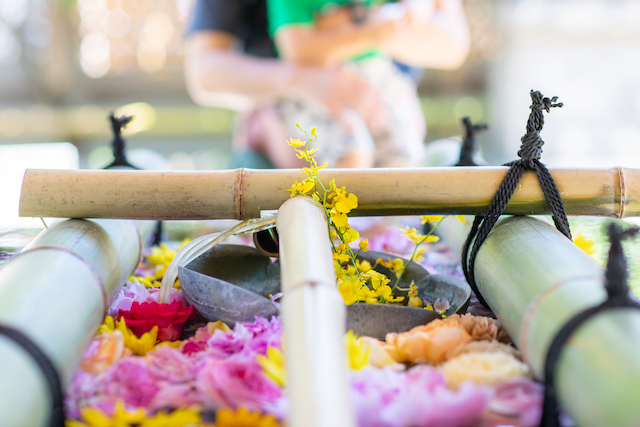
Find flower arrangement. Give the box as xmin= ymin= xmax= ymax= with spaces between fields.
xmin=286 ymin=126 xmax=463 ymax=311
xmin=62 ymin=128 xmax=543 ymax=426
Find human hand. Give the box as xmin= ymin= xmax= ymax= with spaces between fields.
xmin=294 ymin=66 xmax=388 ymax=133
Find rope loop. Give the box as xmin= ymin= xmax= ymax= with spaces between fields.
xmin=462 ymin=90 xmax=570 ymax=308
xmin=540 ymin=222 xmax=640 ymax=427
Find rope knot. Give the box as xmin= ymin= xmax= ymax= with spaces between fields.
xmin=515 ymin=91 xmax=562 ymax=163
xmin=605 ymin=222 xmax=639 ymax=302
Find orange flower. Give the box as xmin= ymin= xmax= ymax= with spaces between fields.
xmin=385 ymin=323 xmax=471 ymax=365
xmin=80 ymin=332 xmax=132 ymax=374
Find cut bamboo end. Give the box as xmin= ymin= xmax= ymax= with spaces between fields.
xmin=474 ymin=216 xmax=640 ymax=427
xmin=18 ymin=167 xmax=640 ymax=219
xmin=276 ymin=196 xmax=355 ymax=427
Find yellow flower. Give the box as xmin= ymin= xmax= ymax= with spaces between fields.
xmin=310 ymin=126 xmax=317 ymax=136
xmin=69 ymin=400 xmax=146 ymax=427
xmin=287 ymin=137 xmax=305 ymax=148
xmin=287 ymin=180 xmax=315 ymax=197
xmin=116 ymin=319 xmax=157 ymax=356
xmin=356 ymin=259 xmax=372 ymax=272
xmin=377 ymin=257 xmax=404 ymax=277
xmin=342 ymin=227 xmax=359 ymax=244
xmin=331 ymin=212 xmax=349 ymax=228
xmin=438 ymin=352 xmax=530 ymax=389
xmin=421 ymin=215 xmax=443 ymax=224
xmin=407 ymin=282 xmax=423 ymax=307
xmin=257 ymin=347 xmax=286 ymax=386
xmin=97 ymin=315 xmax=116 ymax=335
xmin=139 ymin=408 xmax=202 ymax=427
xmin=215 ymin=407 xmax=281 ymax=427
xmin=345 ymin=331 xmax=370 ymax=371
xmin=401 ymin=227 xmax=423 ymax=244
xmin=358 ymin=239 xmax=369 ymax=251
xmin=574 ymin=234 xmax=596 ymax=257
xmin=455 ymin=215 xmax=468 ymax=223
xmin=335 ymin=193 xmax=358 ymax=214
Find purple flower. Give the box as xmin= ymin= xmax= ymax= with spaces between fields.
xmin=64 ymin=370 xmax=97 ymax=418
xmin=196 ymin=358 xmax=287 ymax=418
xmin=206 ymin=317 xmax=282 ymax=359
xmin=350 ymin=365 xmax=491 ymax=427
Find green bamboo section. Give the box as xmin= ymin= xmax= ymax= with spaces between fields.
xmin=19 ymin=167 xmax=640 ymax=219
xmin=0 ymin=219 xmax=144 ymax=427
xmin=474 ymin=216 xmax=640 ymax=427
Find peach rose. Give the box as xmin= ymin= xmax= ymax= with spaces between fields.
xmin=386 ymin=323 xmax=471 ymax=365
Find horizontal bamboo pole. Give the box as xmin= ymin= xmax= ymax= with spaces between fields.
xmin=474 ymin=216 xmax=640 ymax=427
xmin=0 ymin=219 xmax=143 ymax=427
xmin=276 ymin=196 xmax=356 ymax=427
xmin=19 ymin=167 xmax=640 ymax=219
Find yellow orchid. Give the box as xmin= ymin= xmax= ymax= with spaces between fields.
xmin=286 ymin=137 xmax=305 ymax=148
xmin=407 ymin=282 xmax=423 ymax=307
xmin=215 ymin=407 xmax=281 ymax=427
xmin=421 ymin=215 xmax=444 ymax=224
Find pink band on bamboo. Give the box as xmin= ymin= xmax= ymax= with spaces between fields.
xmin=7 ymin=247 xmax=109 ymax=319
xmin=518 ymin=275 xmax=602 ymax=368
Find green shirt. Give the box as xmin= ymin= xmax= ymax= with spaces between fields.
xmin=267 ymin=0 xmax=386 ymax=60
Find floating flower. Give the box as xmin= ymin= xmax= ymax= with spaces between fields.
xmin=118 ymin=321 xmax=158 ymax=356
xmin=180 ymin=321 xmax=232 ymax=356
xmin=443 ymin=340 xmax=521 ymax=363
xmin=350 ymin=365 xmax=491 ymax=427
xmin=207 ymin=317 xmax=282 ymax=359
xmin=257 ymin=347 xmax=285 ymax=386
xmin=138 ymin=407 xmax=202 ymax=427
xmin=109 ymin=280 xmax=189 ymax=317
xmin=345 ymin=331 xmax=371 ymax=371
xmin=438 ymin=352 xmax=530 ymax=389
xmin=368 ymin=229 xmax=414 ymax=255
xmin=485 ymin=377 xmax=543 ymax=427
xmin=386 ymin=322 xmax=471 ymax=365
xmin=80 ymin=331 xmax=132 ymax=374
xmin=360 ymin=337 xmax=403 ymax=370
xmin=118 ymin=300 xmax=195 ymax=342
xmin=215 ymin=406 xmax=282 ymax=427
xmin=93 ymin=358 xmax=160 ymax=409
xmin=197 ymin=358 xmax=286 ymax=418
xmin=66 ymin=400 xmax=146 ymax=427
xmin=442 ymin=314 xmax=509 ymax=342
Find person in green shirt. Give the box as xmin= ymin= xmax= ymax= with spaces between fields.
xmin=267 ymin=0 xmax=470 ymax=168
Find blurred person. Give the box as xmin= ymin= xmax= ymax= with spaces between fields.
xmin=184 ymin=0 xmax=469 ymax=169
xmin=268 ymin=0 xmax=471 ymax=167
xmin=183 ymin=0 xmax=389 ymax=168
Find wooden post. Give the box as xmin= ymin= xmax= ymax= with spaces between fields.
xmin=19 ymin=167 xmax=640 ymax=219
xmin=0 ymin=219 xmax=144 ymax=427
xmin=276 ymin=196 xmax=356 ymax=427
xmin=473 ymin=216 xmax=640 ymax=427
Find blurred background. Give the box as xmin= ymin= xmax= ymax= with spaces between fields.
xmin=1 ymin=0 xmax=640 ymax=230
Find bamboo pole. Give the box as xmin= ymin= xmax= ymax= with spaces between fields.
xmin=276 ymin=196 xmax=356 ymax=427
xmin=0 ymin=218 xmax=143 ymax=427
xmin=19 ymin=167 xmax=640 ymax=219
xmin=473 ymin=216 xmax=640 ymax=427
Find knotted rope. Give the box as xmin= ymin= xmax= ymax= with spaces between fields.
xmin=462 ymin=90 xmax=571 ymax=308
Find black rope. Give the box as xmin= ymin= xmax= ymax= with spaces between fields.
xmin=104 ymin=113 xmax=138 ymax=170
xmin=456 ymin=116 xmax=487 ymax=166
xmin=0 ymin=324 xmax=65 ymax=426
xmin=462 ymin=90 xmax=571 ymax=308
xmin=540 ymin=223 xmax=640 ymax=427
